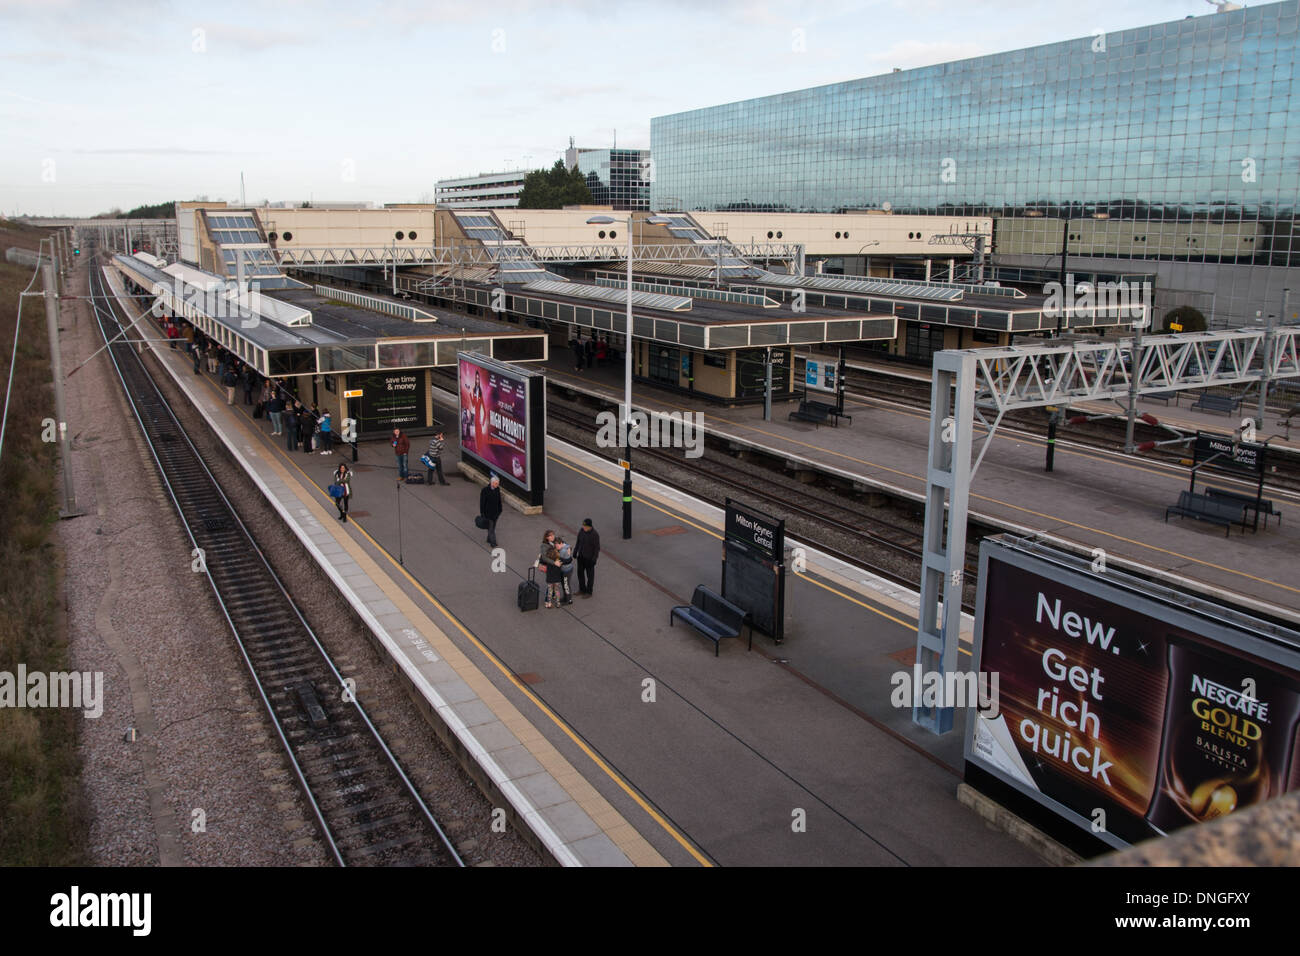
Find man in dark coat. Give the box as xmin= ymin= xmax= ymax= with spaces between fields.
xmin=283 ymin=401 xmax=298 ymax=449
xmin=574 ymin=518 xmax=601 ymax=597
xmin=479 ymin=474 xmax=503 ymax=547
xmin=298 ymin=405 xmax=315 ymax=453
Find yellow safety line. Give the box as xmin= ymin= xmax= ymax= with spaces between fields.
xmin=279 ymin=453 xmax=712 ymax=867
xmin=167 ymin=354 xmax=710 ymax=866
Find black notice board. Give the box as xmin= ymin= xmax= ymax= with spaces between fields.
xmin=722 ymin=499 xmax=786 ymax=642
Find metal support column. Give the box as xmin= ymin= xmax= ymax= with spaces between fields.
xmin=914 ymin=350 xmax=975 ymax=734
xmin=1257 ymin=289 xmax=1288 ymax=430
xmin=1124 ymin=305 xmax=1147 ymax=453
xmin=43 ymin=264 xmax=80 ymax=518
xmin=763 ymin=349 xmax=773 ymax=422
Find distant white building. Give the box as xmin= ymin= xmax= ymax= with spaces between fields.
xmin=264 ymin=201 xmax=377 ymax=210
xmin=434 ymin=170 xmax=528 ymax=209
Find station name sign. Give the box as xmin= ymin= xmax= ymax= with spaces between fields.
xmin=1193 ymin=434 xmax=1264 ymax=475
xmin=725 ymin=501 xmax=782 ymax=560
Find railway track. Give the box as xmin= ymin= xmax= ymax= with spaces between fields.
xmin=90 ymin=257 xmax=463 ymax=867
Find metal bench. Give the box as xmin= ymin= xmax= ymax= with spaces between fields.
xmin=1165 ymin=491 xmax=1244 ymax=537
xmin=670 ymin=586 xmax=750 ymax=656
xmin=1144 ymin=391 xmax=1178 ymax=405
xmin=1189 ymin=393 xmax=1240 ymax=415
xmin=788 ymin=401 xmax=832 ymax=426
xmin=1205 ymin=486 xmax=1282 ymax=530
xmin=805 ymin=399 xmax=852 ymax=425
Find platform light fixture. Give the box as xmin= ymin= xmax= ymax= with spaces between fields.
xmin=586 ymin=213 xmax=673 ymax=539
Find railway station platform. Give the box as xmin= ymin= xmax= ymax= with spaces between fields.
xmin=542 ymin=352 xmax=1300 ymax=624
xmin=110 ymin=271 xmax=1044 ymax=867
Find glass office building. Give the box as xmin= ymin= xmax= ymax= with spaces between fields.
xmin=568 ymin=148 xmax=651 ymax=210
xmin=652 ymin=2 xmax=1299 ymax=326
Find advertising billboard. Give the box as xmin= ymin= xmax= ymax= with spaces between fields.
xmin=967 ymin=538 xmax=1300 ymax=848
xmin=457 ymin=352 xmax=546 ymax=503
xmin=804 ymin=359 xmax=836 ymax=393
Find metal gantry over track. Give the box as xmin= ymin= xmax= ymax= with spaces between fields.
xmin=270 ymin=241 xmax=804 ymax=269
xmin=914 ymin=326 xmax=1300 ymax=734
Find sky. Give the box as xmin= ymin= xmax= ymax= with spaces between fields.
xmin=1 ymin=0 xmax=1224 ymax=217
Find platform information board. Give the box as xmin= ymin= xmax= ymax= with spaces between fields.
xmin=721 ymin=499 xmax=786 ymax=642
xmin=967 ymin=538 xmax=1300 ymax=848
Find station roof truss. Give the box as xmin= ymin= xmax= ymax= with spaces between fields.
xmin=591 ymin=275 xmax=779 ymax=308
xmin=313 ymin=284 xmax=437 ymax=322
xmin=273 ymin=242 xmax=804 ymax=268
xmin=521 ymin=279 xmax=694 ymax=312
xmin=110 ymin=255 xmax=546 ymax=379
xmin=749 ymin=270 xmax=965 ymax=301
xmin=735 ymin=276 xmax=1133 ymax=331
xmin=441 ymin=280 xmax=896 ymax=352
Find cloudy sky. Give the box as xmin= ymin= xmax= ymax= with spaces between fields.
xmin=2 ymin=0 xmax=1213 ymax=216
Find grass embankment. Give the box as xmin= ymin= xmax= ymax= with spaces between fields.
xmin=0 ymin=220 xmax=87 ymax=864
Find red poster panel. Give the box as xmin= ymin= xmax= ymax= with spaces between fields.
xmin=458 ymin=355 xmax=531 ymax=490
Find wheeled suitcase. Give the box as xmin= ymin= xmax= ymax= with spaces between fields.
xmin=517 ymin=567 xmax=540 ymax=612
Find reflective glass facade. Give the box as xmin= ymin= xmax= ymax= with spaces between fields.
xmin=572 ymin=148 xmax=651 ymax=210
xmin=652 ymin=2 xmax=1300 ymax=268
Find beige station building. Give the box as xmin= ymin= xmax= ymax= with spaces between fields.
xmin=102 ymin=201 xmax=1140 ymax=423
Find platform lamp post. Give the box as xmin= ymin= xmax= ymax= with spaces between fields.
xmin=586 ymin=214 xmax=672 ymax=539
xmin=1025 ymin=209 xmax=1109 ymax=335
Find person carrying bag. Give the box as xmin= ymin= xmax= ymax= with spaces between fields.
xmin=328 ymin=463 xmax=352 ymax=523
